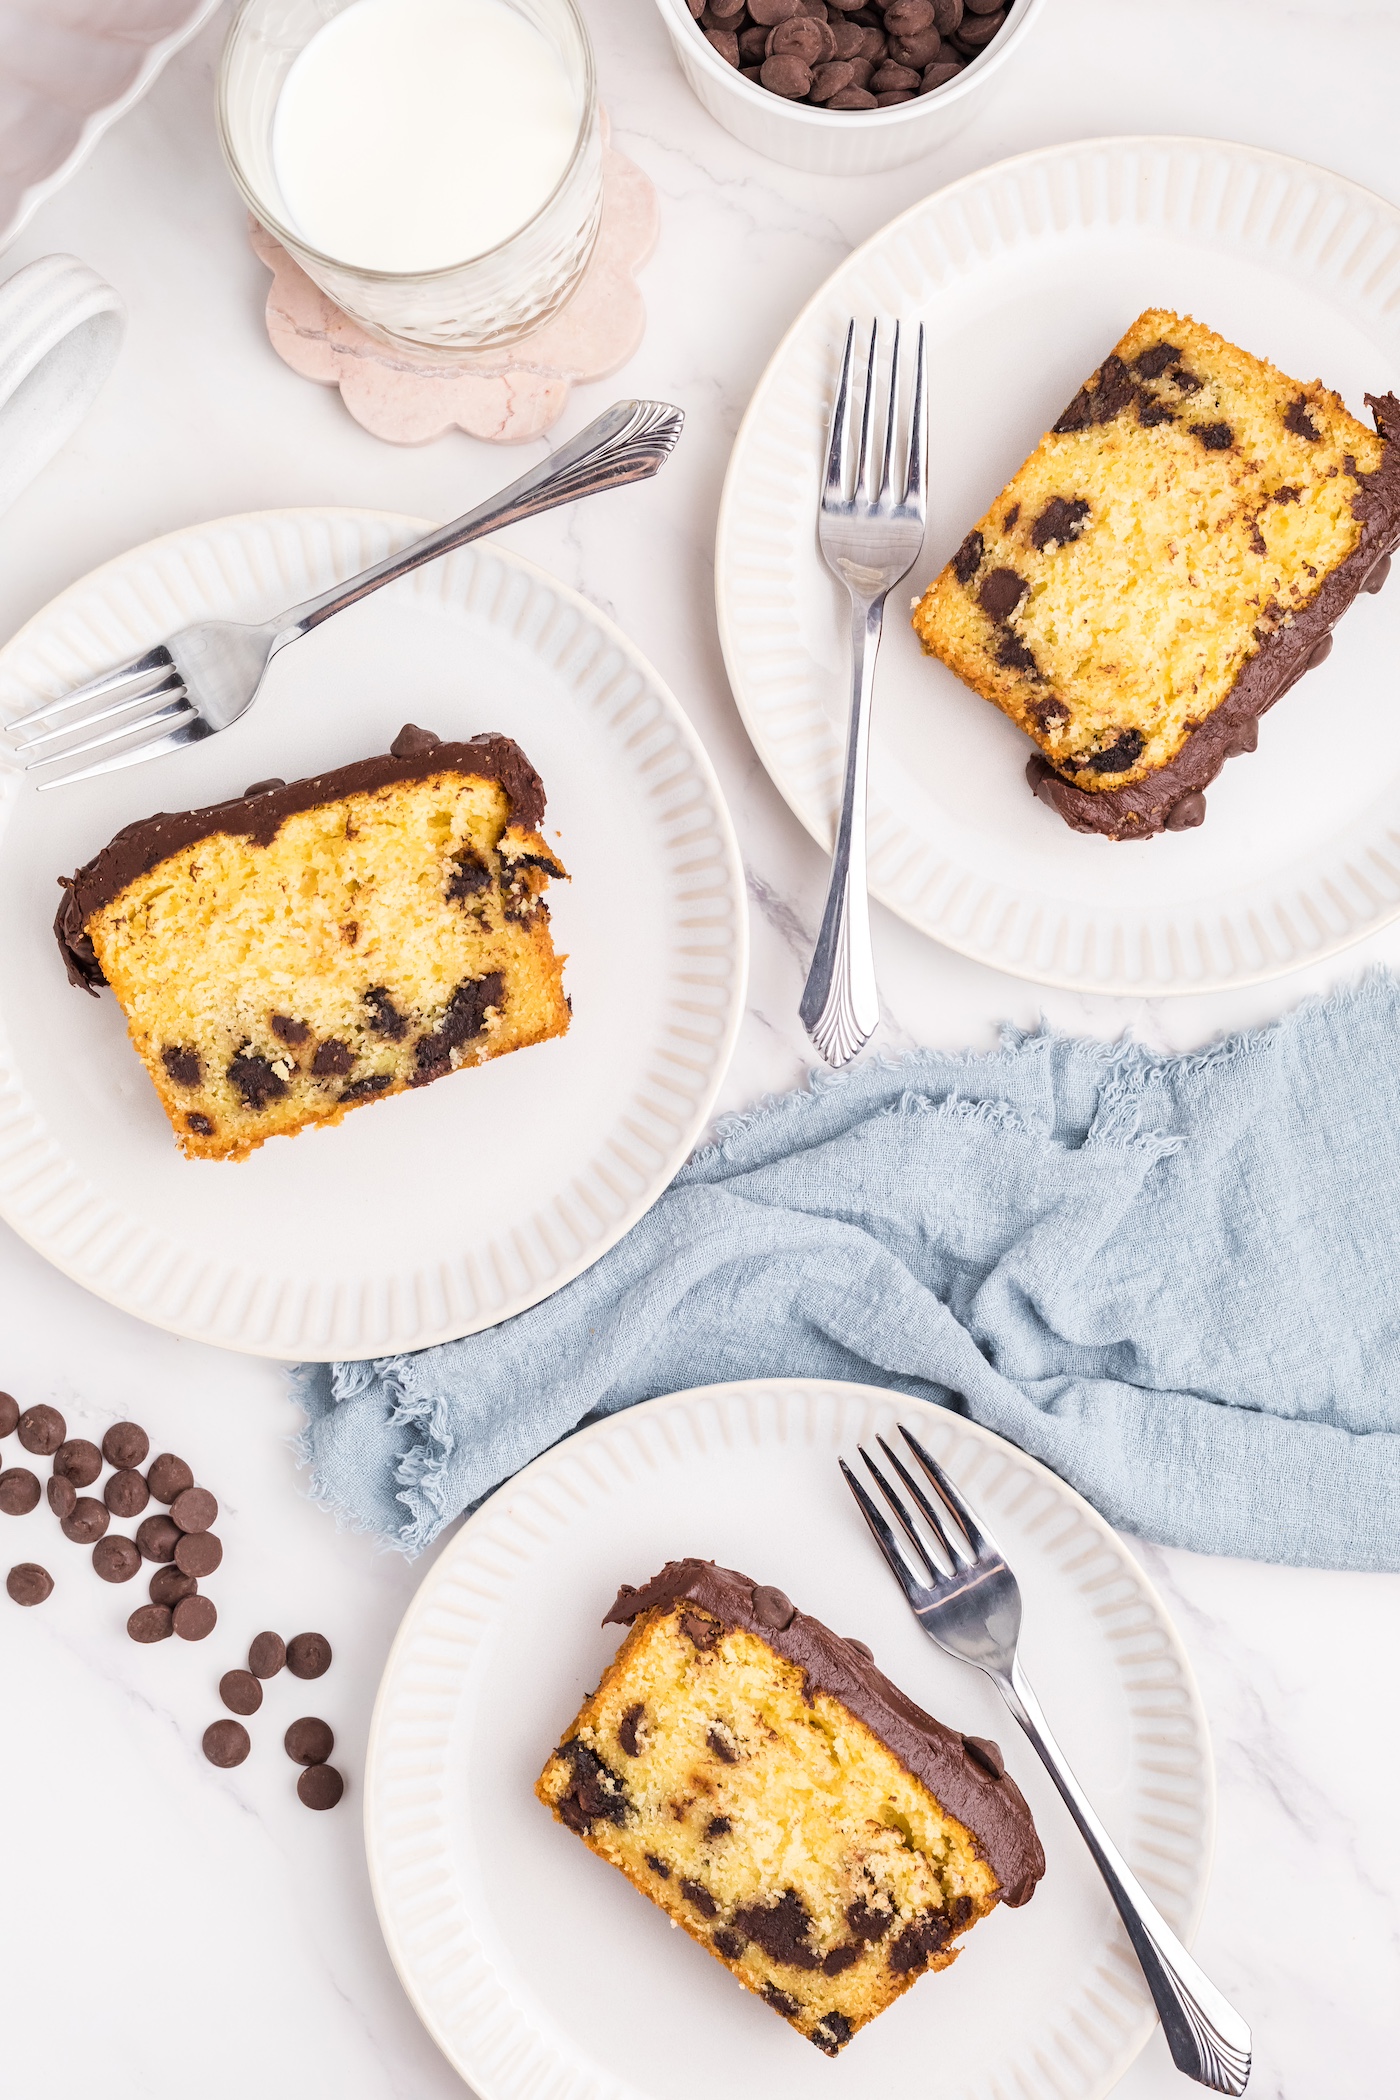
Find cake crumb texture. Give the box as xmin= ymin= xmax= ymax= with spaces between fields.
xmin=537 ymin=1592 xmax=1007 ymax=2055
xmin=68 ymin=735 xmax=569 ymax=1160
xmin=912 ymin=309 xmax=1399 ymax=834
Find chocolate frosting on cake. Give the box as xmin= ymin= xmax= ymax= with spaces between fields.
xmin=1028 ymin=391 xmax=1400 ymax=840
xmin=54 ymin=725 xmax=545 ymax=993
xmin=603 ymin=1558 xmax=1046 ymax=1907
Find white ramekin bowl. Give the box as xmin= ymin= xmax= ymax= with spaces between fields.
xmin=653 ymin=0 xmax=1045 ymax=175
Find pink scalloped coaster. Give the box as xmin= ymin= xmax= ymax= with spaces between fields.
xmin=250 ymin=122 xmax=658 ymax=446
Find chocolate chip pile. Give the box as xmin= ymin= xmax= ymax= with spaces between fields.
xmin=687 ymin=0 xmax=1010 ymax=111
xmin=2 ymin=1389 xmax=341 ymax=1811
xmin=204 ymin=1629 xmax=344 ymax=1809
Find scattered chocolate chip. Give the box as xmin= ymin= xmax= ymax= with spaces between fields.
xmin=1134 ymin=342 xmax=1179 ymax=379
xmin=47 ymin=1474 xmax=75 ymax=1520
xmin=61 ymin=1496 xmax=109 ymax=1545
xmin=53 ymin=1438 xmax=102 ymax=1487
xmin=0 ymin=1393 xmax=17 ymax=1438
xmin=137 ymin=1514 xmax=182 ymax=1563
xmin=92 ymin=1535 xmax=141 ymax=1584
xmin=220 ymin=1669 xmax=263 ymax=1715
xmin=174 ymin=1530 xmax=222 ymax=1579
xmin=1165 ymin=792 xmax=1208 ymax=831
xmin=310 ymin=1039 xmax=353 ymax=1078
xmin=1306 ymin=633 xmax=1334 ymax=670
xmin=389 ymin=723 xmax=442 ymax=759
xmin=1364 ymin=553 xmax=1392 ymax=594
xmin=161 ymin=1046 xmax=203 ymax=1088
xmin=102 ymin=1421 xmax=149 ymax=1469
xmin=249 ymin=1631 xmax=286 ymax=1678
xmin=7 ymin=1561 xmax=52 ymax=1606
xmin=127 ymin=1603 xmax=174 ymax=1644
xmin=147 ymin=1453 xmax=194 ymax=1503
xmin=619 ymin=1702 xmax=645 ymax=1757
xmin=173 ymin=1594 xmax=217 ymax=1640
xmin=270 ymin=1013 xmax=311 ymax=1047
xmin=243 ymin=777 xmax=287 ymax=796
xmin=170 ymin=1486 xmax=217 ymax=1534
xmin=961 ymin=1732 xmax=1005 ymax=1777
xmin=286 ymin=1631 xmax=332 ymax=1679
xmin=1031 ymin=496 xmax=1090 ymax=551
xmin=1284 ymin=397 xmax=1320 ymax=441
xmin=285 ymin=1717 xmax=335 ymax=1765
xmin=0 ymin=1468 xmax=40 ymax=1516
xmin=951 ymin=529 xmax=984 ymax=584
xmin=1193 ymin=421 xmax=1233 ymax=451
xmin=297 ymin=1763 xmax=344 ymax=1810
xmin=228 ymin=1052 xmax=287 ymax=1112
xmin=17 ymin=1405 xmax=65 ymax=1456
xmin=149 ymin=1564 xmax=197 ymax=1606
xmin=751 ymin=1584 xmax=796 ymax=1630
xmin=203 ymin=1719 xmax=250 ymax=1767
xmin=978 ymin=567 xmax=1027 ymax=620
xmin=104 ymin=1468 xmax=149 ymax=1519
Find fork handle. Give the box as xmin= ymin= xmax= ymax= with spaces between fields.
xmin=271 ymin=399 xmax=684 ymax=642
xmin=799 ymin=591 xmax=884 ymax=1065
xmin=997 ymin=1657 xmax=1252 ymax=2093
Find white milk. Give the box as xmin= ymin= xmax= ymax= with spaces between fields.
xmin=272 ymin=0 xmax=581 ymax=273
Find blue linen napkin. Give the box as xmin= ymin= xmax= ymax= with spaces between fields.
xmin=293 ymin=973 xmax=1400 ymax=1570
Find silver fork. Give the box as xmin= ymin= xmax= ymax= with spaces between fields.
xmin=799 ymin=319 xmax=927 ymax=1067
xmin=842 ymin=1426 xmax=1252 ymax=2094
xmin=3 ymin=398 xmax=683 ymax=790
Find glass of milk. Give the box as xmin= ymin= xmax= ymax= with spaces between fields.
xmin=219 ymin=0 xmax=603 ymax=354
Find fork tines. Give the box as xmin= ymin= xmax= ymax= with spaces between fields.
xmin=4 ymin=643 xmax=201 ymax=788
xmin=840 ymin=1424 xmax=996 ymax=1594
xmin=823 ymin=315 xmax=927 ymax=516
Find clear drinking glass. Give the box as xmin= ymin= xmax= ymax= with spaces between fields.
xmin=218 ymin=0 xmax=603 ymax=355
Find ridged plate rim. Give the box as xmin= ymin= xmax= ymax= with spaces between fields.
xmin=0 ymin=509 xmax=747 ymax=1359
xmin=716 ymin=134 xmax=1400 ymax=994
xmin=364 ymin=1377 xmax=1215 ymax=2100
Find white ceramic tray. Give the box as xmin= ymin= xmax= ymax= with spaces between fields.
xmin=365 ymin=1378 xmax=1214 ymax=2100
xmin=717 ymin=136 xmax=1400 ymax=994
xmin=0 ymin=511 xmax=746 ymax=1359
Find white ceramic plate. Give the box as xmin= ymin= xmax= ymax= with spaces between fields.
xmin=365 ymin=1378 xmax=1214 ymax=2100
xmin=717 ymin=136 xmax=1400 ymax=994
xmin=0 ymin=511 xmax=746 ymax=1359
xmin=0 ymin=0 xmax=223 ymax=251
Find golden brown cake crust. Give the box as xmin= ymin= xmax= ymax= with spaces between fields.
xmin=912 ymin=308 xmax=1400 ymax=840
xmin=603 ymin=1559 xmax=1044 ymax=1904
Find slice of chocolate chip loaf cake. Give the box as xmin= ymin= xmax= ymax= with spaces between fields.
xmin=536 ymin=1560 xmax=1043 ymax=2056
xmin=912 ymin=309 xmax=1400 ymax=838
xmin=55 ymin=724 xmax=569 ymax=1160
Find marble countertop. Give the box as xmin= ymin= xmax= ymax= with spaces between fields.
xmin=1 ymin=0 xmax=1397 ymax=2091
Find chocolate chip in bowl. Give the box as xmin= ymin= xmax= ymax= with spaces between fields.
xmin=657 ymin=0 xmax=1044 ymax=173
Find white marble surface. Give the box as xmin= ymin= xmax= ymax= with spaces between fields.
xmin=1 ymin=1 xmax=1398 ymax=2091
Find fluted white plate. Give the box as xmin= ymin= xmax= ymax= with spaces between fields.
xmin=717 ymin=136 xmax=1400 ymax=993
xmin=366 ymin=1379 xmax=1214 ymax=2100
xmin=0 ymin=511 xmax=746 ymax=1359
xmin=0 ymin=0 xmax=223 ymax=251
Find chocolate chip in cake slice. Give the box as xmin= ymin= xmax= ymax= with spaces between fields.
xmin=297 ymin=1763 xmax=344 ymax=1809
xmin=92 ymin=1536 xmax=142 ymax=1584
xmin=811 ymin=2012 xmax=853 ymax=2055
xmin=978 ymin=567 xmax=1027 ymax=620
xmin=161 ymin=1047 xmax=203 ymax=1088
xmin=7 ymin=1561 xmax=53 ymax=1605
xmin=1193 ymin=421 xmax=1234 ymax=451
xmin=310 ymin=1039 xmax=353 ymax=1078
xmin=147 ymin=1453 xmax=194 ymax=1504
xmin=284 ymin=1717 xmax=334 ymax=1766
xmin=52 ymin=1438 xmax=102 ymax=1487
xmin=996 ymin=632 xmax=1039 ymax=674
xmin=0 ymin=1468 xmax=40 ymax=1515
xmin=102 ymin=1421 xmax=149 ymax=1470
xmin=17 ymin=1405 xmax=65 ymax=1456
xmin=952 ymin=537 xmax=984 ymax=588
xmin=679 ymin=1878 xmax=719 ymax=1918
xmin=0 ymin=1393 xmax=18 ymax=1439
xmin=1031 ymin=497 xmax=1090 ymax=551
xmin=270 ymin=1014 xmax=311 ymax=1047
xmin=227 ymin=1052 xmax=287 ymax=1111
xmin=1133 ymin=342 xmax=1180 ymax=379
xmin=365 ymin=987 xmax=409 ymax=1041
xmin=1082 ymin=729 xmax=1145 ymax=774
xmin=618 ymin=1702 xmax=646 ymax=1756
